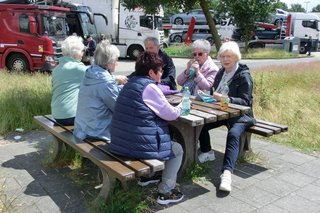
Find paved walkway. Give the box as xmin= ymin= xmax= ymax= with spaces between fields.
xmin=0 ymin=129 xmax=320 ymax=213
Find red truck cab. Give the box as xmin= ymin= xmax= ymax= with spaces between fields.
xmin=0 ymin=4 xmax=70 ymax=72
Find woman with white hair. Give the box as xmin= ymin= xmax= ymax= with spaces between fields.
xmin=73 ymin=40 xmax=122 ymax=142
xmin=198 ymin=41 xmax=255 ymax=192
xmin=51 ymin=35 xmax=87 ymax=126
xmin=177 ymin=39 xmax=219 ymax=96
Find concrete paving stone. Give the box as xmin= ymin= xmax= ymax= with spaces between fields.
xmin=295 ymin=159 xmax=320 ymax=179
xmin=257 ymin=142 xmax=294 ymax=155
xmin=231 ymin=172 xmax=260 ymax=191
xmin=205 ymin=194 xmax=256 ymax=213
xmin=244 ymin=168 xmax=280 ymax=181
xmin=232 ymin=185 xmax=280 ymax=209
xmin=265 ymin=157 xmax=299 ymax=171
xmin=313 ymin=179 xmax=320 ymax=187
xmin=250 ymin=138 xmax=270 ymax=149
xmin=254 ymin=149 xmax=283 ymax=162
xmin=33 ymin=196 xmax=62 ymax=213
xmin=295 ymin=184 xmax=320 ymax=204
xmin=179 ymin=193 xmax=215 ymax=211
xmin=251 ymin=204 xmax=290 ymax=213
xmin=277 ymin=151 xmax=316 ymax=166
xmin=277 ymin=169 xmax=317 ymax=187
xmin=255 ymin=177 xmax=299 ymax=197
xmin=2 ymin=143 xmax=38 ymax=156
xmin=157 ymin=204 xmax=189 ymax=213
xmin=272 ymin=193 xmax=320 ymax=213
xmin=14 ymin=203 xmax=42 ymax=213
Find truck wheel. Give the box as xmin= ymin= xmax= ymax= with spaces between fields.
xmin=174 ymin=35 xmax=182 ymax=43
xmin=127 ymin=45 xmax=144 ymax=60
xmin=299 ymin=42 xmax=307 ymax=54
xmin=174 ymin=18 xmax=183 ymax=25
xmin=7 ymin=54 xmax=29 ymax=73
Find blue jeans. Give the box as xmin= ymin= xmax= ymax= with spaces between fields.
xmin=199 ymin=120 xmax=248 ymax=173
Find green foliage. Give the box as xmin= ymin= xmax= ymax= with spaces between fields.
xmin=164 ymin=44 xmax=217 ymax=58
xmin=183 ymin=163 xmax=210 ymax=182
xmin=288 ymin=3 xmax=305 ymax=12
xmin=92 ymin=182 xmax=154 ymax=213
xmin=312 ymin=4 xmax=320 ymax=12
xmin=243 ymin=48 xmax=298 ymax=59
xmin=0 ymin=72 xmax=51 ymax=135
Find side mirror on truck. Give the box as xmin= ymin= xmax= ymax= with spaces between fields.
xmin=28 ymin=16 xmax=37 ymax=34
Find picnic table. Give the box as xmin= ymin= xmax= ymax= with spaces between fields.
xmin=166 ymin=94 xmax=251 ymax=176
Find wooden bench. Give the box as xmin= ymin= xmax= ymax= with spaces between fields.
xmin=33 ymin=115 xmax=164 ymax=200
xmin=239 ymin=119 xmax=288 ymax=157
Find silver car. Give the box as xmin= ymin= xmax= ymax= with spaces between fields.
xmin=169 ymin=29 xmax=219 ymax=46
xmin=170 ymin=9 xmax=215 ymax=25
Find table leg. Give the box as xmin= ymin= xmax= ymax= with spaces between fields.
xmin=169 ymin=121 xmax=204 ymax=177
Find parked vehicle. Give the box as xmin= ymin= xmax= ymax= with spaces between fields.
xmin=170 ymin=9 xmax=215 ymax=25
xmin=169 ymin=28 xmax=218 ymax=46
xmin=232 ymin=27 xmax=284 ymax=41
xmin=68 ymin=0 xmax=164 ymax=59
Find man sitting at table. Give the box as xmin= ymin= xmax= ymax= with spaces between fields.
xmin=109 ymin=52 xmax=184 ymax=205
xmin=198 ymin=41 xmax=255 ymax=192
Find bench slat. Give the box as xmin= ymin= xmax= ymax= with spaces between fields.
xmin=89 ymin=141 xmax=152 ymax=177
xmin=34 ymin=116 xmax=136 ymax=182
xmin=254 ymin=122 xmax=282 ymax=134
xmin=190 ymin=109 xmax=217 ymax=123
xmin=256 ymin=119 xmax=288 ymax=132
xmin=246 ymin=125 xmax=274 ymax=137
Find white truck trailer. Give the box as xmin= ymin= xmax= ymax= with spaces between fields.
xmin=68 ymin=0 xmax=164 ymax=59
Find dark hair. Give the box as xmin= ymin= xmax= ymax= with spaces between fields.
xmin=135 ymin=52 xmax=163 ymax=76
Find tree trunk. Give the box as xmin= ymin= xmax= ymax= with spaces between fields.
xmin=199 ymin=0 xmax=221 ymax=52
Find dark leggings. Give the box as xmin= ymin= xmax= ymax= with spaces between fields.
xmin=199 ymin=120 xmax=247 ymax=173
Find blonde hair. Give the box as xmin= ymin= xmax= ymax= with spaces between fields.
xmin=217 ymin=41 xmax=241 ymax=61
xmin=61 ymin=36 xmax=84 ymax=59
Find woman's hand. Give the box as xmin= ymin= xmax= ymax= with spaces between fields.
xmin=213 ymin=91 xmax=222 ymax=101
xmin=116 ymin=75 xmax=128 ymax=85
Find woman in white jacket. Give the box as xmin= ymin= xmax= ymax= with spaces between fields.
xmin=177 ymin=39 xmax=219 ymax=96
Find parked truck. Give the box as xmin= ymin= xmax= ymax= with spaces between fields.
xmin=68 ymin=0 xmax=165 ymax=59
xmin=251 ymin=10 xmax=320 ymax=54
xmin=0 ymin=3 xmax=71 ymax=72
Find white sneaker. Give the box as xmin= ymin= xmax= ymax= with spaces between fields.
xmin=219 ymin=174 xmax=232 ymax=192
xmin=198 ymin=150 xmax=215 ymax=163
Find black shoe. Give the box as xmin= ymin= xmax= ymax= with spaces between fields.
xmin=137 ymin=175 xmax=160 ymax=187
xmin=157 ymin=188 xmax=184 ymax=205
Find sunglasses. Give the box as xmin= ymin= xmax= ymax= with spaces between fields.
xmin=193 ymin=52 xmax=204 ymax=57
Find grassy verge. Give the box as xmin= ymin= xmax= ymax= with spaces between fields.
xmin=0 ymin=72 xmax=51 ymax=135
xmin=252 ymin=61 xmax=320 ymax=153
xmin=164 ymin=44 xmax=299 ymax=59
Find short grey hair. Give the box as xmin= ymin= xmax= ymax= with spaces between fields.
xmin=94 ymin=40 xmax=120 ymax=66
xmin=217 ymin=41 xmax=241 ymax=61
xmin=144 ymin=37 xmax=160 ymax=46
xmin=192 ymin=39 xmax=211 ymax=54
xmin=61 ymin=35 xmax=84 ymax=59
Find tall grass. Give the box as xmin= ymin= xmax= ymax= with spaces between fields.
xmin=252 ymin=61 xmax=320 ymax=153
xmin=0 ymin=71 xmax=51 ymax=135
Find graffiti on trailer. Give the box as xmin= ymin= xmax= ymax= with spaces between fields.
xmin=125 ymin=15 xmax=138 ymax=29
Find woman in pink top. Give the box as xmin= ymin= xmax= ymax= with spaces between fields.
xmin=177 ymin=39 xmax=219 ymax=96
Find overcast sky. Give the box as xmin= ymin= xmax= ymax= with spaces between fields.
xmin=281 ymin=0 xmax=320 ymax=12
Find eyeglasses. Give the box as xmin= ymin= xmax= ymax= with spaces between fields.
xmin=193 ymin=52 xmax=204 ymax=57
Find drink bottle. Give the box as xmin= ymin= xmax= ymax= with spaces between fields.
xmin=181 ymin=86 xmax=191 ymax=116
xmin=188 ymin=67 xmax=196 ymax=78
xmin=220 ymin=82 xmax=230 ymax=110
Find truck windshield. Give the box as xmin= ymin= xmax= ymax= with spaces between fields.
xmin=78 ymin=13 xmax=98 ymax=38
xmin=42 ymin=15 xmax=67 ymax=38
xmin=154 ymin=16 xmax=163 ymax=30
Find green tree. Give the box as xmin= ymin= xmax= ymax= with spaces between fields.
xmin=217 ymin=0 xmax=276 ymax=52
xmin=289 ymin=4 xmax=306 ymax=12
xmin=121 ymin=0 xmax=222 ymax=50
xmin=272 ymin=0 xmax=289 ymax=11
xmin=311 ymin=4 xmax=320 ymax=12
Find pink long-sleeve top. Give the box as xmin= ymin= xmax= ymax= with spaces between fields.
xmin=142 ymin=83 xmax=181 ymax=121
xmin=177 ymin=56 xmax=219 ymax=95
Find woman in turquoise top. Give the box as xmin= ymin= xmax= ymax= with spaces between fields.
xmin=51 ymin=35 xmax=87 ymax=125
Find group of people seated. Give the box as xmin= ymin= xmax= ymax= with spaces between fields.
xmin=51 ymin=35 xmax=255 ymax=205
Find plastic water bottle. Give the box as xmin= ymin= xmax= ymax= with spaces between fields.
xmin=188 ymin=67 xmax=196 ymax=78
xmin=220 ymin=82 xmax=230 ymax=110
xmin=181 ymin=86 xmax=191 ymax=116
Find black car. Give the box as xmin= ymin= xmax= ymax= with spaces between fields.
xmin=232 ymin=27 xmax=285 ymax=41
